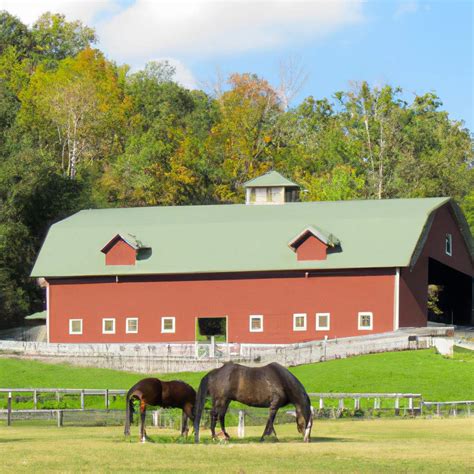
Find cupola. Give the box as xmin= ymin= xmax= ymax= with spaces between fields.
xmin=243 ymin=171 xmax=300 ymax=205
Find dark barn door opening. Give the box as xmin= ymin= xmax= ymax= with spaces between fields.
xmin=428 ymin=258 xmax=472 ymax=325
xmin=196 ymin=317 xmax=227 ymax=342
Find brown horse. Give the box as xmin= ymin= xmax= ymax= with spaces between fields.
xmin=124 ymin=378 xmax=196 ymax=442
xmin=193 ymin=362 xmax=313 ymax=443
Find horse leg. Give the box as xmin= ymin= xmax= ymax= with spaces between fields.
xmin=140 ymin=399 xmax=147 ymax=443
xmin=217 ymin=401 xmax=231 ymax=440
xmin=260 ymin=405 xmax=279 ymax=442
xmin=210 ymin=406 xmax=218 ymax=440
xmin=180 ymin=411 xmax=188 ymax=437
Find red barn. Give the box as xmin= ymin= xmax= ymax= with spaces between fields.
xmin=31 ymin=171 xmax=473 ymax=344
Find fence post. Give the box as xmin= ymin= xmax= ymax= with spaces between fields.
xmin=105 ymin=389 xmax=109 ymax=409
xmin=436 ymin=403 xmax=441 ymax=417
xmin=408 ymin=397 xmax=413 ymax=415
xmin=238 ymin=410 xmax=245 ymax=438
xmin=33 ymin=390 xmax=38 ymax=410
xmin=452 ymin=404 xmax=457 ymax=417
xmin=338 ymin=398 xmax=344 ymax=410
xmin=153 ymin=410 xmax=158 ymax=427
xmin=81 ymin=390 xmax=85 ymax=410
xmin=374 ymin=398 xmax=380 ymax=410
xmin=394 ymin=397 xmax=400 ymax=416
xmin=354 ymin=398 xmax=360 ymax=410
xmin=56 ymin=390 xmax=60 ymax=403
xmin=57 ymin=410 xmax=63 ymax=427
xmin=319 ymin=398 xmax=324 ymax=410
xmin=7 ymin=392 xmax=12 ymax=426
xmin=467 ymin=402 xmax=471 ymax=417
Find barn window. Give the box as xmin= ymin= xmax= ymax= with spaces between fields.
xmin=358 ymin=312 xmax=373 ymax=330
xmin=316 ymin=313 xmax=330 ymax=331
xmin=445 ymin=233 xmax=452 ymax=256
xmin=293 ymin=313 xmax=307 ymax=331
xmin=69 ymin=319 xmax=83 ymax=335
xmin=102 ymin=318 xmax=116 ymax=334
xmin=249 ymin=315 xmax=264 ymax=332
xmin=161 ymin=317 xmax=175 ymax=333
xmin=126 ymin=318 xmax=138 ymax=334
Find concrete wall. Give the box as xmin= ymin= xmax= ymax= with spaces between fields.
xmin=0 ymin=327 xmax=451 ymax=373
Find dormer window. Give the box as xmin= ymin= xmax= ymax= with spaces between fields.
xmin=445 ymin=233 xmax=452 ymax=256
xmin=101 ymin=233 xmax=149 ymax=266
xmin=244 ymin=171 xmax=300 ymax=205
xmin=289 ymin=226 xmax=340 ymax=261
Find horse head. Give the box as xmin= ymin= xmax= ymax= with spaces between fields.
xmin=295 ymin=404 xmax=313 ymax=442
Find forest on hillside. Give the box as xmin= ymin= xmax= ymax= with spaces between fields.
xmin=0 ymin=11 xmax=473 ymax=328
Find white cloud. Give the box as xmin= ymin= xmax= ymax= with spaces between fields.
xmin=98 ymin=0 xmax=365 ymax=62
xmin=394 ymin=1 xmax=419 ymax=19
xmin=0 ymin=0 xmax=117 ymax=25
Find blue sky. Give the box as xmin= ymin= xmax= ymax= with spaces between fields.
xmin=4 ymin=1 xmax=473 ymax=129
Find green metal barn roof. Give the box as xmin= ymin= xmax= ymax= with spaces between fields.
xmin=31 ymin=197 xmax=469 ymax=278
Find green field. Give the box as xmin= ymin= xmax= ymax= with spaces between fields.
xmin=0 ymin=418 xmax=472 ymax=473
xmin=1 ymin=347 xmax=473 ymax=402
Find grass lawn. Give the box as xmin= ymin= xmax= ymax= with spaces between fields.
xmin=1 ymin=347 xmax=473 ymax=402
xmin=0 ymin=418 xmax=472 ymax=473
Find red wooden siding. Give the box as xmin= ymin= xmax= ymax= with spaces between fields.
xmin=296 ymin=235 xmax=327 ymax=261
xmin=399 ymin=204 xmax=473 ymax=328
xmin=48 ymin=269 xmax=395 ymax=344
xmin=104 ymin=238 xmax=136 ymax=266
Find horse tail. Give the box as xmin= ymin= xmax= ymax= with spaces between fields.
xmin=193 ymin=374 xmax=209 ymax=444
xmin=124 ymin=389 xmax=135 ymax=436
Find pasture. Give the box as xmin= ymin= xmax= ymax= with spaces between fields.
xmin=0 ymin=418 xmax=473 ymax=472
xmin=1 ymin=347 xmax=473 ymax=405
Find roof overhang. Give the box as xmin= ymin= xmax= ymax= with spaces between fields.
xmin=101 ymin=233 xmax=149 ymax=253
xmin=288 ymin=225 xmax=341 ymax=251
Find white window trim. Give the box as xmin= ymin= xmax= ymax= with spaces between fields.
xmin=249 ymin=315 xmax=264 ymax=333
xmin=445 ymin=233 xmax=452 ymax=256
xmin=358 ymin=312 xmax=373 ymax=330
xmin=161 ymin=316 xmax=176 ymax=334
xmin=316 ymin=313 xmax=330 ymax=331
xmin=69 ymin=319 xmax=83 ymax=335
xmin=293 ymin=313 xmax=307 ymax=331
xmin=102 ymin=318 xmax=116 ymax=334
xmin=126 ymin=317 xmax=139 ymax=334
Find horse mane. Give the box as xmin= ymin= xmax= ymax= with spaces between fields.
xmin=268 ymin=363 xmax=311 ymax=415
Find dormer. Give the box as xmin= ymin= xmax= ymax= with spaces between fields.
xmin=101 ymin=233 xmax=149 ymax=266
xmin=289 ymin=226 xmax=340 ymax=261
xmin=244 ymin=171 xmax=300 ymax=205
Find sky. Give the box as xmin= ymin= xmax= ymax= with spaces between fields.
xmin=2 ymin=0 xmax=473 ymax=130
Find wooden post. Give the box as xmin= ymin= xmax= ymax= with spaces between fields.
xmin=80 ymin=390 xmax=85 ymax=410
xmin=408 ymin=397 xmax=413 ymax=415
xmin=452 ymin=404 xmax=457 ymax=417
xmin=467 ymin=402 xmax=471 ymax=417
xmin=394 ymin=397 xmax=400 ymax=416
xmin=237 ymin=410 xmax=245 ymax=438
xmin=210 ymin=336 xmax=215 ymax=358
xmin=57 ymin=410 xmax=63 ymax=427
xmin=338 ymin=398 xmax=344 ymax=410
xmin=33 ymin=390 xmax=38 ymax=410
xmin=374 ymin=398 xmax=380 ymax=410
xmin=56 ymin=391 xmax=60 ymax=403
xmin=7 ymin=392 xmax=12 ymax=426
xmin=153 ymin=410 xmax=158 ymax=427
xmin=319 ymin=398 xmax=324 ymax=409
xmin=105 ymin=389 xmax=109 ymax=410
xmin=436 ymin=403 xmax=441 ymax=417
xmin=354 ymin=398 xmax=360 ymax=410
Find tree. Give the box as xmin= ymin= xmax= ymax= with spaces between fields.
xmin=18 ymin=48 xmax=130 ymax=178
xmin=0 ymin=11 xmax=33 ymax=58
xmin=31 ymin=12 xmax=97 ymax=63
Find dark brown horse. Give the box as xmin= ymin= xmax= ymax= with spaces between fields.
xmin=124 ymin=378 xmax=196 ymax=442
xmin=193 ymin=362 xmax=313 ymax=443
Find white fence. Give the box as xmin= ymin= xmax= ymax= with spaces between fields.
xmin=0 ymin=327 xmax=453 ymax=373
